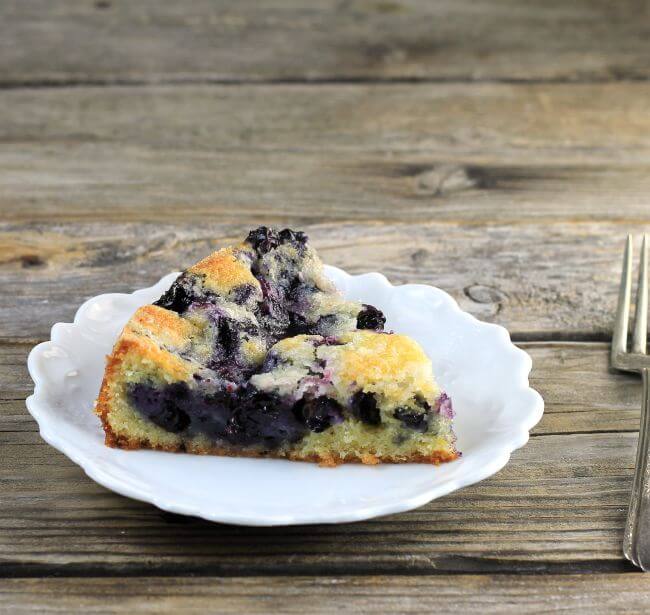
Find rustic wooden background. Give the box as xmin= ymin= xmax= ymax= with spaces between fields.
xmin=3 ymin=1 xmax=650 ymax=612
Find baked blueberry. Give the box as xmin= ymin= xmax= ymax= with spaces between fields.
xmin=350 ymin=392 xmax=381 ymax=426
xmin=225 ymin=392 xmax=306 ymax=447
xmin=153 ymin=273 xmax=197 ymax=314
xmin=279 ymin=228 xmax=308 ymax=251
xmin=128 ymin=382 xmax=191 ymax=433
xmin=394 ymin=407 xmax=429 ymax=433
xmin=356 ymin=304 xmax=386 ymax=331
xmin=294 ymin=396 xmax=344 ymax=433
xmin=247 ymin=226 xmax=280 ymax=255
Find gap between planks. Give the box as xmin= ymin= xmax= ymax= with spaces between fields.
xmin=0 ymin=560 xmax=635 ymax=580
xmin=3 ymin=75 xmax=650 ymax=90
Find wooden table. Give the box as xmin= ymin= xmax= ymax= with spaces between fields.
xmin=3 ymin=1 xmax=650 ymax=611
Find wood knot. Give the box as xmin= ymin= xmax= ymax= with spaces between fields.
xmin=414 ymin=165 xmax=477 ymax=196
xmin=410 ymin=248 xmax=431 ymax=266
xmin=20 ymin=254 xmax=46 ymax=268
xmin=464 ymin=284 xmax=507 ymax=305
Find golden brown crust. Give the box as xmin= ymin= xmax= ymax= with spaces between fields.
xmin=189 ymin=245 xmax=259 ymax=295
xmin=337 ymin=330 xmax=434 ymax=386
xmin=129 ymin=304 xmax=197 ymax=348
xmin=95 ymin=331 xmax=195 ymax=432
xmin=95 ymin=340 xmax=126 ymax=427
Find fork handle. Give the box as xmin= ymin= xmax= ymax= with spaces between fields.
xmin=624 ymin=368 xmax=650 ymax=569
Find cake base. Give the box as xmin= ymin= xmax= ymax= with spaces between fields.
xmin=101 ymin=424 xmax=460 ymax=467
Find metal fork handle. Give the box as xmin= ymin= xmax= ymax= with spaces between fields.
xmin=624 ymin=368 xmax=650 ymax=569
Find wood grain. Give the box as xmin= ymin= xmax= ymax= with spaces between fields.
xmin=2 ymin=430 xmax=635 ymax=575
xmin=2 ymin=1 xmax=649 ymax=85
xmin=2 ymin=0 xmax=648 ymax=606
xmin=1 ymin=341 xmax=640 ymax=575
xmin=6 ymin=82 xmax=650 ymax=157
xmin=0 ymin=221 xmax=644 ymax=341
xmin=2 ymin=83 xmax=650 ymax=225
xmin=2 ymin=575 xmax=650 ymax=614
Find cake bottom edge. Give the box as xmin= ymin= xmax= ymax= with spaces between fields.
xmin=102 ymin=423 xmax=460 ymax=468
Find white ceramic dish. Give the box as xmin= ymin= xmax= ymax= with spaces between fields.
xmin=27 ymin=266 xmax=543 ymax=526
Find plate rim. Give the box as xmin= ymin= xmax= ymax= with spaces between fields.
xmin=26 ymin=266 xmax=544 ymax=526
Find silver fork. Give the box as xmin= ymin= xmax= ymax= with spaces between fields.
xmin=612 ymin=234 xmax=650 ymax=570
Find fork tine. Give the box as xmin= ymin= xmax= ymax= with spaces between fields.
xmin=633 ymin=235 xmax=649 ymax=354
xmin=612 ymin=235 xmax=633 ymax=359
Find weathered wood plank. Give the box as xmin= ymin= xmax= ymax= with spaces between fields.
xmin=0 ymin=343 xmax=30 ymax=400
xmin=6 ymin=149 xmax=650 ymax=226
xmin=2 ymin=1 xmax=649 ymax=84
xmin=5 ymin=83 xmax=650 ymax=157
xmin=1 ymin=575 xmax=649 ymax=614
xmin=526 ymin=343 xmax=640 ymax=435
xmin=1 ymin=433 xmax=635 ymax=574
xmin=3 ymin=83 xmax=650 ymax=224
xmin=1 ymin=342 xmax=641 ymax=574
xmin=0 ymin=221 xmax=645 ymax=340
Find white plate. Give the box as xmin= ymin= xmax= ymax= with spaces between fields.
xmin=27 ymin=266 xmax=543 ymax=526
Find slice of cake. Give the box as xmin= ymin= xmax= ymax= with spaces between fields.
xmin=95 ymin=227 xmax=459 ymax=466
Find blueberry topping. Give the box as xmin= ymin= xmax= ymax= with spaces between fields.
xmin=279 ymin=228 xmax=308 ymax=246
xmin=294 ymin=396 xmax=344 ymax=432
xmin=247 ymin=226 xmax=308 ymax=258
xmin=246 ymin=226 xmax=280 ymax=254
xmin=393 ymin=408 xmax=429 ymax=433
xmin=350 ymin=391 xmax=381 ymax=426
xmin=153 ymin=273 xmax=196 ymax=314
xmin=356 ymin=304 xmax=386 ymax=331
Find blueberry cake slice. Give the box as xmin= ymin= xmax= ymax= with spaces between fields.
xmin=96 ymin=227 xmax=458 ymax=466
